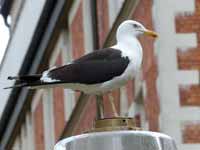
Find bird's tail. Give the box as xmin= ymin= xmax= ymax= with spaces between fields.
xmin=4 ymin=74 xmax=42 ymax=89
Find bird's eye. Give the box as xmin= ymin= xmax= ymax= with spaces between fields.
xmin=133 ymin=24 xmax=139 ymax=28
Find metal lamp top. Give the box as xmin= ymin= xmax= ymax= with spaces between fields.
xmin=54 ymin=130 xmax=177 ymax=150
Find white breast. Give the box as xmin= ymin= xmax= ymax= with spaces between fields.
xmin=94 ymin=37 xmax=143 ymax=93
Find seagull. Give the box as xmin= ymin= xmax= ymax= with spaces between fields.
xmin=5 ymin=20 xmax=157 ymax=116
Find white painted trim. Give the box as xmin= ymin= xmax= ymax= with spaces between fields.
xmin=0 ymin=0 xmax=46 ymax=117
xmin=31 ymin=89 xmax=44 ymax=112
xmin=177 ymin=70 xmax=199 ymax=85
xmin=128 ymin=100 xmax=148 ymax=130
xmin=172 ymin=0 xmax=195 ymax=14
xmin=134 ymin=72 xmax=142 ymax=98
xmin=108 ymin=0 xmax=125 ymax=28
xmin=153 ymin=0 xmax=200 ymax=149
xmin=83 ymin=0 xmax=93 ymax=53
xmin=57 ymin=30 xmax=76 ymax=121
xmin=25 ymin=113 xmax=34 ymax=150
xmin=60 ymin=29 xmax=71 ymax=64
xmin=142 ymin=81 xmax=147 ymax=98
xmin=175 ymin=33 xmax=197 ymax=51
xmin=65 ymin=29 xmax=74 ymax=62
xmin=9 ymin=0 xmax=24 ymax=32
xmin=20 ymin=124 xmax=27 ymax=150
xmin=68 ymin=0 xmax=82 ymax=26
xmin=120 ymin=86 xmax=128 ymax=116
xmin=63 ymin=89 xmax=76 ymax=121
xmin=43 ymin=89 xmax=55 ymax=150
xmin=12 ymin=135 xmax=21 ymax=150
xmin=140 ymin=108 xmax=149 ymax=130
xmin=31 ymin=90 xmax=45 ymax=149
xmin=49 ymin=33 xmax=64 ymax=67
xmin=128 ymin=102 xmax=137 ymax=117
xmin=180 ymin=145 xmax=200 ymax=150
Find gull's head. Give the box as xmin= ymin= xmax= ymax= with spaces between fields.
xmin=116 ymin=20 xmax=158 ymax=42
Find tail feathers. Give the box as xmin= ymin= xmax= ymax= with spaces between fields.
xmin=4 ymin=83 xmax=28 ymax=89
xmin=8 ymin=74 xmax=41 ymax=82
xmin=5 ymin=74 xmax=42 ymax=89
xmin=8 ymin=76 xmax=20 ymax=80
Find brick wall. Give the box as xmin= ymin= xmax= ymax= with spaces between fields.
xmin=74 ymin=96 xmax=97 ymax=134
xmin=126 ymin=80 xmax=135 ymax=107
xmin=176 ymin=0 xmax=200 ymax=143
xmin=70 ymin=0 xmax=85 ymax=101
xmin=131 ymin=0 xmax=160 ymax=131
xmin=179 ymin=85 xmax=200 ymax=106
xmin=96 ymin=0 xmax=109 ymax=47
xmin=103 ymin=89 xmax=120 ymax=118
xmin=33 ymin=97 xmax=45 ymax=150
xmin=175 ymin=0 xmax=200 ymax=70
xmin=10 ymin=0 xmax=167 ymax=149
xmin=96 ymin=0 xmax=121 ymax=118
xmin=69 ymin=0 xmax=93 ymax=133
xmin=176 ymin=0 xmax=200 ymax=109
xmin=11 ymin=0 xmax=200 ymax=149
xmin=182 ymin=121 xmax=200 ymax=143
xmin=71 ymin=1 xmax=85 ymax=60
xmin=69 ymin=0 xmax=160 ymax=131
xmin=53 ymin=52 xmax=65 ymax=141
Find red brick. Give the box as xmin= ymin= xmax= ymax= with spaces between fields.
xmin=131 ymin=0 xmax=160 ymax=131
xmin=144 ymin=60 xmax=160 ymax=132
xmin=182 ymin=122 xmax=200 ymax=143
xmin=179 ymin=85 xmax=200 ymax=106
xmin=135 ymin=114 xmax=141 ymax=127
xmin=70 ymin=1 xmax=85 ymax=102
xmin=177 ymin=49 xmax=200 ymax=70
xmin=96 ymin=0 xmax=109 ymax=47
xmin=75 ymin=91 xmax=81 ymax=102
xmin=53 ymin=87 xmax=65 ymax=140
xmin=53 ymin=52 xmax=65 ymax=140
xmin=176 ymin=2 xmax=200 ymax=144
xmin=126 ymin=80 xmax=135 ymax=107
xmin=55 ymin=52 xmax=63 ymax=66
xmin=71 ymin=1 xmax=85 ymax=59
xmin=74 ymin=96 xmax=97 ymax=134
xmin=33 ymin=97 xmax=45 ymax=150
xmin=103 ymin=89 xmax=120 ymax=118
xmin=175 ymin=0 xmax=200 ymax=70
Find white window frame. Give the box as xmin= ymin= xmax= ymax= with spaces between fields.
xmin=43 ymin=89 xmax=55 ymax=150
xmin=108 ymin=0 xmax=125 ymax=28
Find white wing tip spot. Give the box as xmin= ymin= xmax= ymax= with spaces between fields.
xmin=40 ymin=67 xmax=60 ymax=83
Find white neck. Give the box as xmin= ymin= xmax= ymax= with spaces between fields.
xmin=112 ymin=36 xmax=143 ymax=60
xmin=111 ymin=35 xmax=143 ymax=73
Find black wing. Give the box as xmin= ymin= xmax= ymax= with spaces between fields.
xmin=5 ymin=48 xmax=130 ymax=89
xmin=47 ymin=48 xmax=130 ymax=84
xmin=72 ymin=48 xmax=124 ymax=63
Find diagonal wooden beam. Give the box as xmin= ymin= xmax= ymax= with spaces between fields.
xmin=59 ymin=93 xmax=90 ymax=139
xmin=96 ymin=95 xmax=104 ymax=119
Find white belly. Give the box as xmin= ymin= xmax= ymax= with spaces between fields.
xmin=61 ymin=61 xmax=139 ymax=95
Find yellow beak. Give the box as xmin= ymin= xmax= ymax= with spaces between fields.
xmin=144 ymin=30 xmax=158 ymax=38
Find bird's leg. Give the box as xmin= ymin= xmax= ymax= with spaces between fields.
xmin=96 ymin=95 xmax=104 ymax=119
xmin=108 ymin=93 xmax=119 ymax=117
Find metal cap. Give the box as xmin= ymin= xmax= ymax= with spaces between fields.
xmin=91 ymin=117 xmax=141 ymax=132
